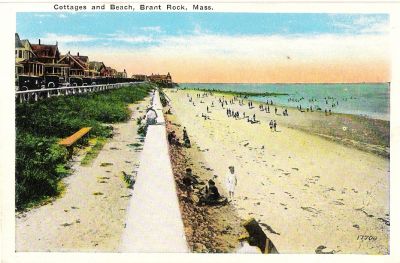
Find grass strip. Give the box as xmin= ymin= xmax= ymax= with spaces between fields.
xmin=81 ymin=137 xmax=107 ymax=166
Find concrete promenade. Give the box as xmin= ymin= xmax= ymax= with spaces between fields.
xmin=120 ymin=89 xmax=188 ymax=252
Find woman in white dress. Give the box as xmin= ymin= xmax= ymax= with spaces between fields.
xmin=226 ymin=166 xmax=237 ymax=201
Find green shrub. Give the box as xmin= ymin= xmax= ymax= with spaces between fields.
xmin=15 ymin=132 xmax=68 ymax=208
xmin=15 ymin=84 xmax=152 ymax=209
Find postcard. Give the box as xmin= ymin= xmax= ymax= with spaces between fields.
xmin=1 ymin=1 xmax=399 ymax=263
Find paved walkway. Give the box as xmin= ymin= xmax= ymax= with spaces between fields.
xmin=120 ymin=90 xmax=188 ymax=252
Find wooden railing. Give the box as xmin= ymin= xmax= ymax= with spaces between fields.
xmin=15 ymin=81 xmax=144 ymax=103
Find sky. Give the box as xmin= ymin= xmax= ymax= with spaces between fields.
xmin=16 ymin=13 xmax=390 ymax=83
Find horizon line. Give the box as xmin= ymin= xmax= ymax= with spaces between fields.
xmin=178 ymin=81 xmax=390 ymax=85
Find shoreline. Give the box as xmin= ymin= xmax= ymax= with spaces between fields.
xmin=179 ymin=87 xmax=389 ymax=122
xmin=174 ymin=88 xmax=389 ymax=158
xmin=164 ymin=88 xmax=389 ymax=254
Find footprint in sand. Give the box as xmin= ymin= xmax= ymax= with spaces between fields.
xmin=332 ymin=200 xmax=345 ymax=206
xmin=110 ymin=147 xmax=120 ymax=150
xmin=61 ymin=222 xmax=73 ymax=227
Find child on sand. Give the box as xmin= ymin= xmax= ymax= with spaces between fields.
xmin=226 ymin=166 xmax=237 ymax=201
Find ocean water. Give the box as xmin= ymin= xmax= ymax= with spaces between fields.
xmin=179 ymin=83 xmax=390 ymax=120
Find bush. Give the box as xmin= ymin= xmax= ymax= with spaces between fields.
xmin=16 ymin=131 xmax=68 ymax=208
xmin=15 ymin=84 xmax=152 ymax=209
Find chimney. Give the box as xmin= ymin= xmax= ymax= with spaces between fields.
xmin=56 ymin=41 xmax=58 ymax=46
xmin=39 ymin=39 xmax=41 ymax=45
xmin=77 ymin=52 xmax=79 ymax=57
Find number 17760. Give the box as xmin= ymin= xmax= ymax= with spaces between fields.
xmin=357 ymin=235 xmax=377 ymax=241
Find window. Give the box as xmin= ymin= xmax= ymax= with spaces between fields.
xmin=18 ymin=50 xmax=22 ymax=58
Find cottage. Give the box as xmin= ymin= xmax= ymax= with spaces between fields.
xmin=31 ymin=39 xmax=70 ymax=81
xmin=15 ymin=33 xmax=45 ymax=81
xmin=116 ymin=69 xmax=128 ymax=78
xmin=88 ymin=61 xmax=107 ymax=77
xmin=58 ymin=52 xmax=89 ymax=77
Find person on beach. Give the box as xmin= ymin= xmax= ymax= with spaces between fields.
xmin=226 ymin=166 xmax=237 ymax=201
xmin=273 ymin=120 xmax=277 ymax=131
xmin=182 ymin=168 xmax=198 ymax=197
xmin=200 ymin=179 xmax=221 ymax=205
xmin=183 ymin=127 xmax=188 ymax=140
xmin=168 ymin=131 xmax=180 ymax=145
xmin=183 ymin=127 xmax=191 ymax=148
xmin=269 ymin=120 xmax=273 ymax=131
xmin=145 ymin=107 xmax=158 ymax=125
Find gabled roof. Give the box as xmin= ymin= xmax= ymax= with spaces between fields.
xmin=20 ymin=39 xmax=33 ymax=50
xmin=58 ymin=52 xmax=87 ymax=70
xmin=74 ymin=55 xmax=89 ymax=64
xmin=31 ymin=43 xmax=59 ymax=58
xmin=15 ymin=33 xmax=24 ymax=48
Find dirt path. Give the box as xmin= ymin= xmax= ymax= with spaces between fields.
xmin=16 ymin=98 xmax=150 ymax=252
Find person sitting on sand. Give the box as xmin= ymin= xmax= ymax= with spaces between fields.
xmin=269 ymin=120 xmax=273 ymax=131
xmin=226 ymin=166 xmax=237 ymax=201
xmin=145 ymin=107 xmax=158 ymax=125
xmin=205 ymin=179 xmax=221 ymax=201
xmin=273 ymin=120 xmax=277 ymax=131
xmin=168 ymin=131 xmax=180 ymax=146
xmin=168 ymin=131 xmax=174 ymax=143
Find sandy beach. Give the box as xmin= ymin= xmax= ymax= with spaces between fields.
xmin=15 ymin=98 xmax=150 ymax=252
xmin=164 ymin=88 xmax=389 ymax=254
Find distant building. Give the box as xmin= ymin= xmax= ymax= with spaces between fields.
xmin=105 ymin=67 xmax=118 ymax=78
xmin=116 ymin=69 xmax=128 ymax=78
xmin=132 ymin=74 xmax=148 ymax=81
xmin=88 ymin=61 xmax=107 ymax=77
xmin=148 ymin=72 xmax=172 ymax=85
